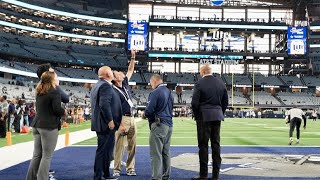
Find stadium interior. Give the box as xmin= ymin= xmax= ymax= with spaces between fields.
xmin=0 ymin=0 xmax=318 ymax=114
xmin=1 ymin=0 xmax=320 ymax=180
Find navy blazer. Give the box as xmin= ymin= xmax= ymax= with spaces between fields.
xmin=90 ymin=79 xmax=122 ymax=132
xmin=56 ymin=86 xmax=69 ymax=104
xmin=191 ymin=75 xmax=228 ymax=122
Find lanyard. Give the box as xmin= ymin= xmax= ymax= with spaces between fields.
xmin=113 ymin=85 xmax=130 ymax=101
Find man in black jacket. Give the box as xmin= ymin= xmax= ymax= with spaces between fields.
xmin=36 ymin=64 xmax=69 ymax=104
xmin=191 ymin=64 xmax=228 ymax=180
xmin=91 ymin=66 xmax=122 ymax=180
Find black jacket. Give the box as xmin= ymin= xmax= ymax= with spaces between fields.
xmin=90 ymin=79 xmax=122 ymax=132
xmin=191 ymin=75 xmax=228 ymax=122
xmin=56 ymin=86 xmax=69 ymax=103
xmin=32 ymin=88 xmax=65 ymax=129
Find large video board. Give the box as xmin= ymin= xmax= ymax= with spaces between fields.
xmin=287 ymin=27 xmax=307 ymax=55
xmin=128 ymin=21 xmax=148 ymax=51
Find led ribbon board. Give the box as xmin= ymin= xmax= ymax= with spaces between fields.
xmin=148 ymin=53 xmax=242 ymax=59
xmin=128 ymin=21 xmax=149 ymax=51
xmin=287 ymin=27 xmax=307 ymax=55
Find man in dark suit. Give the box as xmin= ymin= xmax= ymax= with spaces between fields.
xmin=91 ymin=66 xmax=122 ymax=180
xmin=191 ymin=64 xmax=228 ymax=180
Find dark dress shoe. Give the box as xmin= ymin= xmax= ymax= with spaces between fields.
xmin=191 ymin=176 xmax=207 ymax=180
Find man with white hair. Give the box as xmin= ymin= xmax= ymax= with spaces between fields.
xmin=191 ymin=64 xmax=228 ymax=180
xmin=112 ymin=50 xmax=137 ymax=177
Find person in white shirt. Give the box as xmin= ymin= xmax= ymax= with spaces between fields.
xmin=258 ymin=111 xmax=262 ymax=118
xmin=312 ymin=110 xmax=317 ymax=121
xmin=84 ymin=107 xmax=90 ymax=121
xmin=286 ymin=107 xmax=306 ymax=145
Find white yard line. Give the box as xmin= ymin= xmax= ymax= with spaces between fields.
xmin=0 ymin=118 xmax=144 ymax=170
xmin=0 ymin=128 xmax=95 ymax=171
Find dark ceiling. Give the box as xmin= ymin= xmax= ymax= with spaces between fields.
xmin=82 ymin=0 xmax=128 ymax=10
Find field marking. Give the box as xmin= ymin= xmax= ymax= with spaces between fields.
xmin=136 ymin=137 xmax=320 ymax=139
xmin=136 ymin=132 xmax=291 ymax=135
xmin=70 ymin=144 xmax=320 ymax=147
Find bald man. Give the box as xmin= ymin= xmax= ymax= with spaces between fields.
xmin=145 ymin=74 xmax=174 ymax=180
xmin=90 ymin=66 xmax=122 ymax=180
xmin=191 ymin=64 xmax=228 ymax=180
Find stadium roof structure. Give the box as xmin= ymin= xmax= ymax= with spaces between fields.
xmin=131 ymin=0 xmax=313 ymax=22
xmin=16 ymin=0 xmax=129 ymax=17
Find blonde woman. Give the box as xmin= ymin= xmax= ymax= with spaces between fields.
xmin=26 ymin=71 xmax=65 ymax=180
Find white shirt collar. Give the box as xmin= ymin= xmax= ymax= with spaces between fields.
xmin=104 ymin=79 xmax=112 ymax=85
xmin=202 ymin=74 xmax=213 ymax=78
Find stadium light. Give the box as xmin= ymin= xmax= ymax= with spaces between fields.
xmin=0 ymin=20 xmax=125 ymax=43
xmin=310 ymin=26 xmax=320 ymax=30
xmin=3 ymin=0 xmax=126 ymax=24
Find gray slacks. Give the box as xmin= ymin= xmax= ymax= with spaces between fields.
xmin=26 ymin=127 xmax=59 ymax=180
xmin=149 ymin=123 xmax=173 ymax=180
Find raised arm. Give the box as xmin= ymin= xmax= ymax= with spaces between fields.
xmin=126 ymin=49 xmax=136 ymax=81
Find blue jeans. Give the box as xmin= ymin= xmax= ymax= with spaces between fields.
xmin=24 ymin=115 xmax=29 ymax=127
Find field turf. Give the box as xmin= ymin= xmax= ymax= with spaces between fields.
xmin=76 ymin=118 xmax=320 ymax=146
xmin=0 ymin=121 xmax=91 ymax=147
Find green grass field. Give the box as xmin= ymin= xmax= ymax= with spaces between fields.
xmin=0 ymin=121 xmax=91 ymax=147
xmin=76 ymin=118 xmax=320 ymax=146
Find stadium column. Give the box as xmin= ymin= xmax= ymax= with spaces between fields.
xmin=222 ymin=6 xmax=224 ymax=21
xmin=221 ymin=63 xmax=224 ymax=75
xmin=175 ymin=32 xmax=178 ymax=50
xmin=245 ymin=7 xmax=248 ymax=21
xmin=244 ymin=62 xmax=248 ymax=74
xmin=268 ymin=6 xmax=271 ymax=23
xmin=221 ymin=31 xmax=224 ymax=50
xmin=269 ymin=33 xmax=272 ymax=53
xmin=268 ymin=63 xmax=272 ymax=75
xmin=244 ymin=7 xmax=248 ymax=53
xmin=150 ymin=32 xmax=154 ymax=50
xmin=198 ymin=33 xmax=201 ymax=51
xmin=268 ymin=7 xmax=272 ymax=54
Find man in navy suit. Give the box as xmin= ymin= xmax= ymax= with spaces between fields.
xmin=191 ymin=64 xmax=228 ymax=180
xmin=91 ymin=66 xmax=122 ymax=180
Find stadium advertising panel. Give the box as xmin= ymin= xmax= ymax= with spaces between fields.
xmin=287 ymin=27 xmax=307 ymax=55
xmin=128 ymin=21 xmax=149 ymax=51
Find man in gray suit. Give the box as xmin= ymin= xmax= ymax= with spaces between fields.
xmin=191 ymin=64 xmax=228 ymax=180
